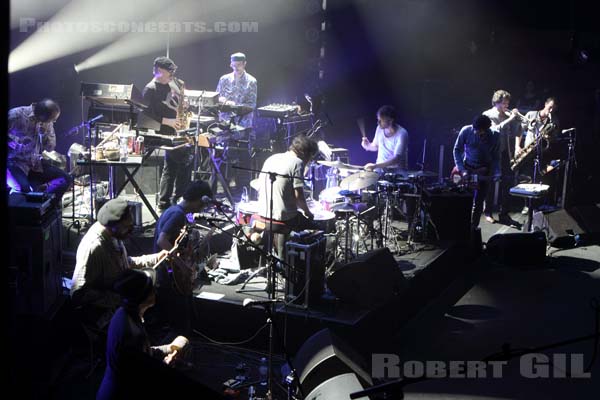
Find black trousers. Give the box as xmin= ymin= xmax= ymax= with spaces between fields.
xmin=158 ymin=149 xmax=192 ymax=209
xmin=484 ymin=150 xmax=514 ymax=217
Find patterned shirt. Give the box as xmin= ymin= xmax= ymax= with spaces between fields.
xmin=71 ymin=222 xmax=163 ymax=311
xmin=216 ymin=71 xmax=257 ymax=129
xmin=8 ymin=105 xmax=57 ymax=174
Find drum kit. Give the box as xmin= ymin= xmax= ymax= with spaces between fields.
xmin=235 ymin=159 xmax=440 ymax=260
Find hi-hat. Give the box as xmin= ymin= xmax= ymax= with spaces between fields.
xmin=317 ymin=160 xmax=363 ymax=170
xmin=339 ymin=171 xmax=379 ymax=191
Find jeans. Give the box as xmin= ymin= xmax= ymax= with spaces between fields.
xmin=7 ymin=160 xmax=72 ymax=201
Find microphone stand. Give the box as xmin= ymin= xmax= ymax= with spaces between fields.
xmin=86 ymin=120 xmax=100 ymax=224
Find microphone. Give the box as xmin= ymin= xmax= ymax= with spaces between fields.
xmin=201 ymin=195 xmax=231 ymax=209
xmin=242 ymin=298 xmax=284 ymax=308
xmin=86 ymin=114 xmax=104 ymax=125
xmin=561 ymin=128 xmax=576 ymax=134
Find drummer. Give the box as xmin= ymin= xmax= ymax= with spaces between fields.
xmin=360 ymin=105 xmax=408 ymax=174
xmin=256 ymin=135 xmax=320 ymax=257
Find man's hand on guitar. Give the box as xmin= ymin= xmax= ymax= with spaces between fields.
xmin=163 ymin=335 xmax=189 ymax=365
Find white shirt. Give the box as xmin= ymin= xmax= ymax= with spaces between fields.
xmin=374 ymin=124 xmax=408 ymax=170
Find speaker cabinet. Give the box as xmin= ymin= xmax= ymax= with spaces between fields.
xmin=486 ymin=231 xmax=547 ymax=266
xmin=294 ymin=329 xmax=372 ymax=396
xmin=422 ymin=190 xmax=473 ymax=241
xmin=326 ymin=248 xmax=407 ymax=308
xmin=9 ymin=211 xmax=63 ymax=316
xmin=532 ymin=205 xmax=600 ymax=247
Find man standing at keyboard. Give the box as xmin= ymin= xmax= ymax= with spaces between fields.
xmin=453 ymin=115 xmax=501 ymax=230
xmin=215 ymin=52 xmax=258 ymax=198
xmin=143 ymin=56 xmax=192 ymax=212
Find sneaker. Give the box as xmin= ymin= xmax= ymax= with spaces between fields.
xmin=521 ymin=206 xmax=529 ymax=215
xmin=484 ymin=215 xmax=495 ymax=224
xmin=499 ymin=214 xmax=521 ymax=229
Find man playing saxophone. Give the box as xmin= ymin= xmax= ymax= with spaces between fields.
xmin=516 ymin=97 xmax=557 ymax=158
xmin=143 ymin=56 xmax=192 ymax=211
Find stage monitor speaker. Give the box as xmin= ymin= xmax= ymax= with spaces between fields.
xmin=486 ymin=231 xmax=547 ymax=266
xmin=532 ymin=205 xmax=600 ymax=247
xmin=326 ymin=248 xmax=407 ymax=308
xmin=294 ymin=329 xmax=372 ymax=396
xmin=422 ymin=190 xmax=472 ymax=241
xmin=305 ymin=373 xmax=370 ymax=400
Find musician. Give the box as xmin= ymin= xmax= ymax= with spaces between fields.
xmin=518 ymin=97 xmax=558 ymax=154
xmin=142 ymin=56 xmax=192 ymax=211
xmin=151 ymin=181 xmax=213 ymax=339
xmin=482 ymin=90 xmax=522 ymax=226
xmin=216 ymin=52 xmax=257 ymax=197
xmin=7 ymin=99 xmax=71 ymax=202
xmin=361 ymin=105 xmax=408 ymax=173
xmin=516 ymin=97 xmax=559 ymax=210
xmin=71 ymin=198 xmax=166 ymax=329
xmin=453 ymin=115 xmax=500 ymax=230
xmin=257 ymin=135 xmax=319 ymax=257
xmin=216 ymin=52 xmax=257 ymax=129
xmin=97 ymin=269 xmax=192 ymax=400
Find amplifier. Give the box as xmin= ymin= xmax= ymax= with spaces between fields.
xmin=8 ymin=193 xmax=55 ymax=225
xmin=285 ymin=235 xmax=327 ymax=308
xmin=422 ymin=189 xmax=473 ymax=241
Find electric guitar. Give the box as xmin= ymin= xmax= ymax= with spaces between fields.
xmin=450 ymin=165 xmax=492 ymax=187
xmin=152 ymin=225 xmax=215 ymax=296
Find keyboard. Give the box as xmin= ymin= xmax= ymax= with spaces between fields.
xmin=257 ymin=103 xmax=300 ymax=118
xmin=509 ymin=183 xmax=550 ymax=198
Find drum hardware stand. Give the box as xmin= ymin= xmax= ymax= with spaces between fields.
xmin=405 ymin=178 xmax=426 ymax=252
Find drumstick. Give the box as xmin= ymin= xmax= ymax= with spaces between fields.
xmin=357 ymin=118 xmax=366 ymax=138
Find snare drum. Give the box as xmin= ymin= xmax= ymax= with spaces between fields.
xmin=318 ymin=186 xmax=344 ymax=211
xmin=236 ymin=201 xmax=260 ymax=225
xmin=312 ymin=210 xmax=336 ymax=233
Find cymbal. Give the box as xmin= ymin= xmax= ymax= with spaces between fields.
xmin=317 ymin=160 xmax=363 ymax=170
xmin=340 ymin=171 xmax=379 ymax=191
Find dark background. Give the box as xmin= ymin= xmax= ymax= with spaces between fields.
xmin=7 ymin=0 xmax=600 ymax=205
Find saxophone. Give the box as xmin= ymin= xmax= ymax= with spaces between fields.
xmin=175 ymin=77 xmax=191 ymax=131
xmin=510 ymin=121 xmax=555 ymax=171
